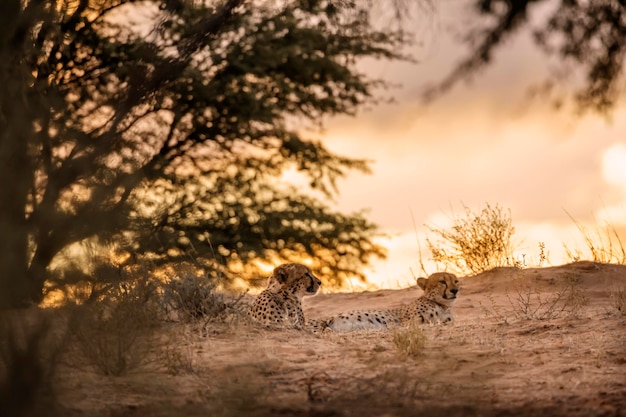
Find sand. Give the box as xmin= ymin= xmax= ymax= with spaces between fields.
xmin=51 ymin=261 xmax=626 ymax=416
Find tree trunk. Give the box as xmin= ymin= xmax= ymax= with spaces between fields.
xmin=0 ymin=99 xmax=34 ymax=308
xmin=0 ymin=0 xmax=39 ymax=309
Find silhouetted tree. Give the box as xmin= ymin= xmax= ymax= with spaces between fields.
xmin=0 ymin=0 xmax=411 ymax=307
xmin=426 ymin=0 xmax=626 ymax=115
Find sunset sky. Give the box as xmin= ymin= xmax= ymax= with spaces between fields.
xmin=317 ymin=2 xmax=626 ymax=289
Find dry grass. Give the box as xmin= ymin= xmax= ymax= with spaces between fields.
xmin=64 ymin=277 xmax=161 ymax=376
xmin=564 ymin=211 xmax=626 ymax=264
xmin=392 ymin=320 xmax=427 ymax=359
xmin=505 ymin=273 xmax=587 ymax=320
xmin=479 ymin=272 xmax=587 ymax=321
xmin=59 ymin=260 xmax=250 ymax=377
xmin=610 ymin=286 xmax=626 ymax=316
xmin=426 ymin=203 xmax=517 ymax=275
xmin=159 ymin=326 xmax=198 ymax=375
xmin=161 ymin=266 xmax=247 ymax=323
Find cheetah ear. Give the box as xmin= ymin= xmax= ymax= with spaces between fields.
xmin=272 ymin=264 xmax=291 ymax=284
xmin=416 ymin=277 xmax=427 ymax=290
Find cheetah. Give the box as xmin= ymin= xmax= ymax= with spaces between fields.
xmin=248 ymin=263 xmax=322 ymax=329
xmin=308 ymin=272 xmax=459 ymax=332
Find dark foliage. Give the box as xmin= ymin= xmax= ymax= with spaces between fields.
xmin=425 ymin=0 xmax=626 ymax=115
xmin=0 ymin=0 xmax=411 ymax=307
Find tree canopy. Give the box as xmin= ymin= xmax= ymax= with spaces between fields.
xmin=0 ymin=0 xmax=412 ymax=307
xmin=426 ymin=0 xmax=626 ymax=115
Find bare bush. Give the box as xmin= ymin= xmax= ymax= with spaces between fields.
xmin=160 ymin=327 xmax=197 ymax=375
xmin=162 ymin=266 xmax=246 ymax=322
xmin=505 ymin=274 xmax=587 ymax=320
xmin=426 ymin=203 xmax=517 ymax=275
xmin=66 ymin=277 xmax=161 ymax=376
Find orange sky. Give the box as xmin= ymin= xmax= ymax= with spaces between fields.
xmin=318 ymin=2 xmax=626 ymax=289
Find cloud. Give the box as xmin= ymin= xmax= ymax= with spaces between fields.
xmin=602 ymin=143 xmax=626 ymax=188
xmin=329 ymin=103 xmax=624 ymax=224
xmin=315 ymin=3 xmax=626 ymax=285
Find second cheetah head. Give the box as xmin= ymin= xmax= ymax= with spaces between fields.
xmin=417 ymin=272 xmax=460 ymax=307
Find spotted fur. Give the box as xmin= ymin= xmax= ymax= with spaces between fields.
xmin=248 ymin=263 xmax=322 ymax=329
xmin=308 ymin=272 xmax=459 ymax=333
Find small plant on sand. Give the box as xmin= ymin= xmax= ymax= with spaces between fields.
xmin=478 ymin=291 xmax=510 ymax=323
xmin=161 ymin=264 xmax=246 ymax=322
xmin=392 ymin=320 xmax=427 ymax=359
xmin=66 ymin=275 xmax=161 ymax=376
xmin=161 ymin=330 xmax=196 ymax=375
xmin=426 ymin=203 xmax=517 ymax=274
xmin=610 ymin=287 xmax=626 ymax=316
xmin=537 ymin=241 xmax=550 ymax=267
xmin=506 ymin=273 xmax=587 ymax=320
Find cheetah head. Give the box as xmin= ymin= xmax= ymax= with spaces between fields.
xmin=265 ymin=263 xmax=322 ymax=297
xmin=417 ymin=272 xmax=459 ymax=306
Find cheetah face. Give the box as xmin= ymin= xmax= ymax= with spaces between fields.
xmin=302 ymin=270 xmax=322 ymax=295
xmin=265 ymin=263 xmax=322 ymax=297
xmin=416 ymin=272 xmax=459 ymax=306
xmin=289 ymin=266 xmax=322 ymax=298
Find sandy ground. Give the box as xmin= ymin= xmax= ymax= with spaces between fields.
xmin=50 ymin=262 xmax=625 ymax=416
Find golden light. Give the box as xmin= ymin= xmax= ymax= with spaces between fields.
xmin=602 ymin=143 xmax=626 ymax=187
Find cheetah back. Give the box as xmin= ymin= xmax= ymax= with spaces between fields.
xmin=316 ymin=272 xmax=459 ymax=333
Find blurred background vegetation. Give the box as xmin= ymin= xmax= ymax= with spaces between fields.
xmin=0 ymin=0 xmax=418 ymax=308
xmin=2 ymin=0 xmax=624 ymax=308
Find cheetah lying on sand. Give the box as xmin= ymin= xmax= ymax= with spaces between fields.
xmin=308 ymin=272 xmax=459 ymax=332
xmin=248 ymin=263 xmax=322 ymax=330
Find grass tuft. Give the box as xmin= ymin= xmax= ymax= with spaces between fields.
xmin=392 ymin=320 xmax=427 ymax=359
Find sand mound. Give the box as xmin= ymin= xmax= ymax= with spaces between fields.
xmin=41 ymin=262 xmax=626 ymax=416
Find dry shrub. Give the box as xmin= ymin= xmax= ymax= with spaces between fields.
xmin=426 ymin=203 xmax=517 ymax=275
xmin=0 ymin=311 xmax=65 ymax=417
xmin=392 ymin=320 xmax=427 ymax=359
xmin=162 ymin=266 xmax=246 ymax=322
xmin=66 ymin=277 xmax=161 ymax=376
xmin=505 ymin=274 xmax=587 ymax=320
xmin=563 ymin=211 xmax=626 ymax=264
xmin=479 ymin=273 xmax=587 ymax=322
xmin=160 ymin=327 xmax=197 ymax=375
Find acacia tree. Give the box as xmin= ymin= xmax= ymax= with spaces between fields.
xmin=0 ymin=0 xmax=411 ymax=308
xmin=426 ymin=0 xmax=626 ymax=115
